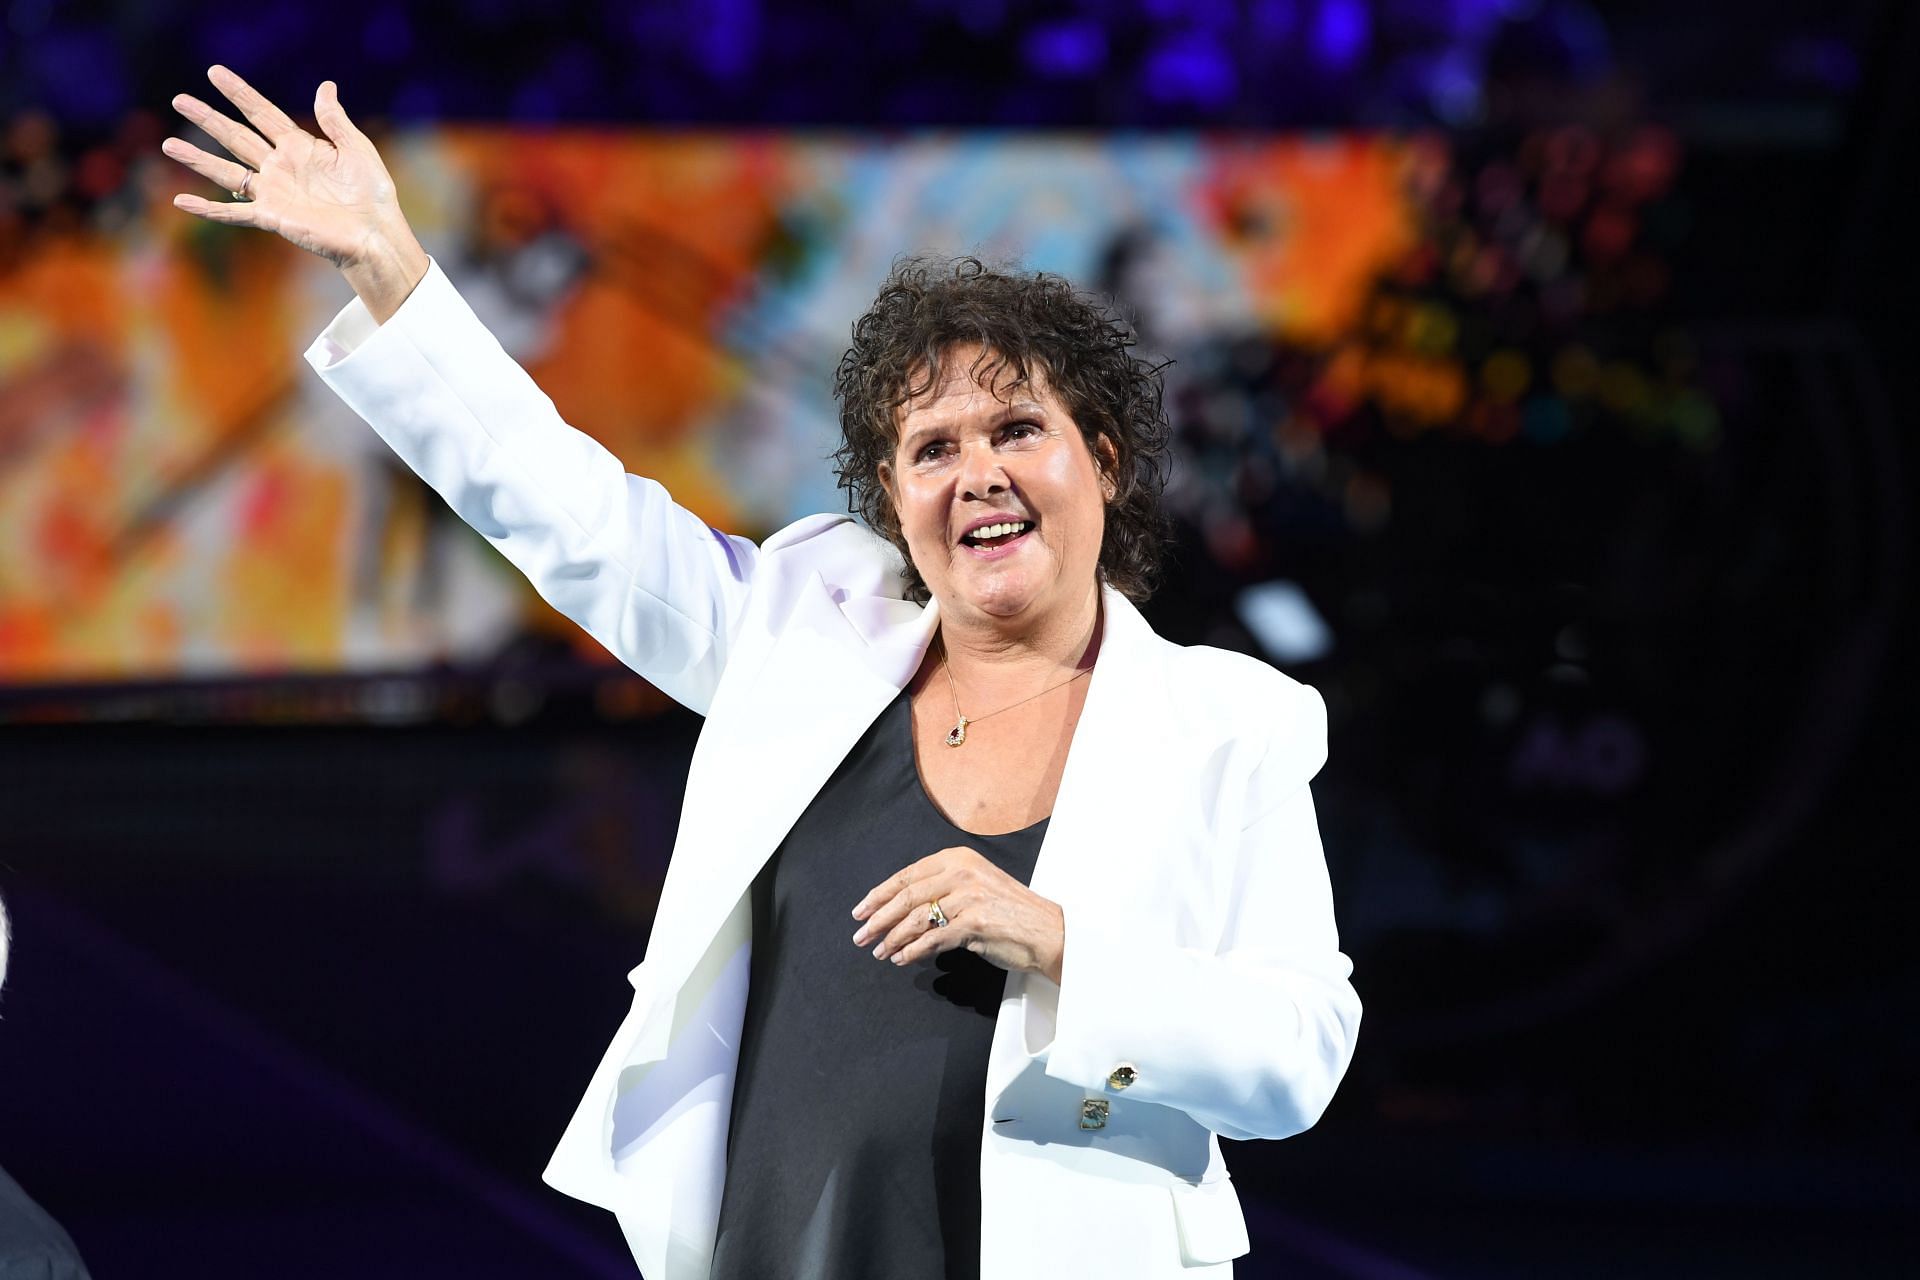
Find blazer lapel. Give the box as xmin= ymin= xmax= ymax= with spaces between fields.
xmin=987 ymin=587 xmax=1177 ymax=1102
xmin=1027 ymin=587 xmax=1172 ymax=904
xmin=640 ymin=575 xmax=939 ymax=1007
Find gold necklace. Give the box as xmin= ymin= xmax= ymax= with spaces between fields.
xmin=939 ymin=638 xmax=1094 ymax=747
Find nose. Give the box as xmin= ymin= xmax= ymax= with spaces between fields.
xmin=957 ymin=439 xmax=1009 ymax=501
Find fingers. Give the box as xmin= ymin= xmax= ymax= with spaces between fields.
xmin=873 ymin=886 xmax=972 ymax=964
xmin=863 ymin=873 xmax=965 ymax=957
xmin=847 ymin=846 xmax=1059 ymax=974
xmin=171 ymin=93 xmax=272 ymax=170
xmin=852 ymin=849 xmax=970 ymax=941
xmin=313 ymin=80 xmax=363 ymax=149
xmin=160 ymin=137 xmax=251 ymax=198
xmin=853 ymin=846 xmax=995 ymax=957
xmin=207 ymin=65 xmax=301 ymax=143
xmin=170 ymin=192 xmax=260 ymax=228
xmin=852 ymin=845 xmax=967 ymax=920
xmin=889 ymin=905 xmax=978 ymax=967
xmin=853 ymin=869 xmax=949 ymax=948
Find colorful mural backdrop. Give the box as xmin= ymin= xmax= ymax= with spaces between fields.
xmin=0 ymin=125 xmax=1696 ymax=683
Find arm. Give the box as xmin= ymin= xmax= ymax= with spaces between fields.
xmin=1031 ymin=686 xmax=1362 ymax=1140
xmin=306 ymin=260 xmax=759 ymax=712
xmin=166 ymin=68 xmax=759 ymax=712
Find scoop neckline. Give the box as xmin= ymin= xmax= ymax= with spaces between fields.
xmin=899 ymin=690 xmax=1052 ymax=842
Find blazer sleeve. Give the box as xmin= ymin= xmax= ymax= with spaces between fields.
xmin=1030 ymin=683 xmax=1362 ymax=1141
xmin=303 ymin=259 xmax=760 ymax=715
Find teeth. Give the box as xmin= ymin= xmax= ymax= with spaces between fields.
xmin=967 ymin=521 xmax=1030 ymax=541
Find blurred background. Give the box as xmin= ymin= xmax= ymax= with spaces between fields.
xmin=1 ymin=0 xmax=1913 ymax=1275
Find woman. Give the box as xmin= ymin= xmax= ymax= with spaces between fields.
xmin=163 ymin=67 xmax=1361 ymax=1279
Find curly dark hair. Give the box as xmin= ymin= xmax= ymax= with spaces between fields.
xmin=831 ymin=256 xmax=1172 ymax=605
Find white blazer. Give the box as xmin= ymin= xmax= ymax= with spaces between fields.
xmin=306 ymin=261 xmax=1362 ymax=1279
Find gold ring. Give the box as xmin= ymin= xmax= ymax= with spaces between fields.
xmin=928 ymin=899 xmax=949 ymax=928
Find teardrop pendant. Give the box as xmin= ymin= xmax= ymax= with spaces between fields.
xmin=945 ymin=717 xmax=968 ymax=747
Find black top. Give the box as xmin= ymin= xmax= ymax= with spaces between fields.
xmin=710 ymin=689 xmax=1048 ymax=1280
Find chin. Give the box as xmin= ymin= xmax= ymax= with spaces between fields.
xmin=956 ymin=575 xmax=1044 ymax=619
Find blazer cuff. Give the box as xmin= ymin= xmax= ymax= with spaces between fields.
xmin=1027 ymin=906 xmax=1156 ymax=1092
xmin=302 ymin=256 xmax=447 ymax=372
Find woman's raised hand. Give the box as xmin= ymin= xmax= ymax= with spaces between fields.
xmin=164 ymin=66 xmax=428 ymax=322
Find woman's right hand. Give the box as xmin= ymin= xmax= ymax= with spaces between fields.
xmin=164 ymin=66 xmax=429 ymax=322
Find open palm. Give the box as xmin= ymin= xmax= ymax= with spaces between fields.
xmin=164 ymin=66 xmax=407 ymax=270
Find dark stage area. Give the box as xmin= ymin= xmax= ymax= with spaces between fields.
xmin=3 ymin=1 xmax=1916 ymax=1276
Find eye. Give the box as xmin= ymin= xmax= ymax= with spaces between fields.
xmin=1002 ymin=421 xmax=1039 ymax=441
xmin=916 ymin=440 xmax=950 ymax=463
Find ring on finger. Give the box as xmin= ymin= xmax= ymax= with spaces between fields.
xmin=927 ymin=899 xmax=949 ymax=928
xmin=231 ymin=169 xmax=254 ymax=201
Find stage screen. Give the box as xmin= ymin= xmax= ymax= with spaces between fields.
xmin=0 ymin=126 xmax=1699 ymax=688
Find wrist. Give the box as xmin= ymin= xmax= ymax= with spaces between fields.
xmin=1042 ymin=903 xmax=1065 ymax=985
xmin=340 ymin=225 xmax=429 ymax=324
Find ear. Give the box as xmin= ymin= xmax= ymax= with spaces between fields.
xmin=875 ymin=460 xmax=902 ymax=533
xmin=1094 ymin=433 xmax=1120 ymax=500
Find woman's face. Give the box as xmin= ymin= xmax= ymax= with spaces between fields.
xmin=880 ymin=346 xmax=1115 ymax=631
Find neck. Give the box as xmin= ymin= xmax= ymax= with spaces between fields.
xmin=934 ymin=581 xmax=1104 ymax=701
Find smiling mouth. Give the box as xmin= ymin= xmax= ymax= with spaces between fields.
xmin=960 ymin=520 xmax=1034 ymax=550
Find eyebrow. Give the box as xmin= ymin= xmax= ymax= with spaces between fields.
xmin=899 ymin=401 xmax=1049 ymax=452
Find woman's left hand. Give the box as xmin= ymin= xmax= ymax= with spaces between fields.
xmin=853 ymin=847 xmax=1065 ymax=983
